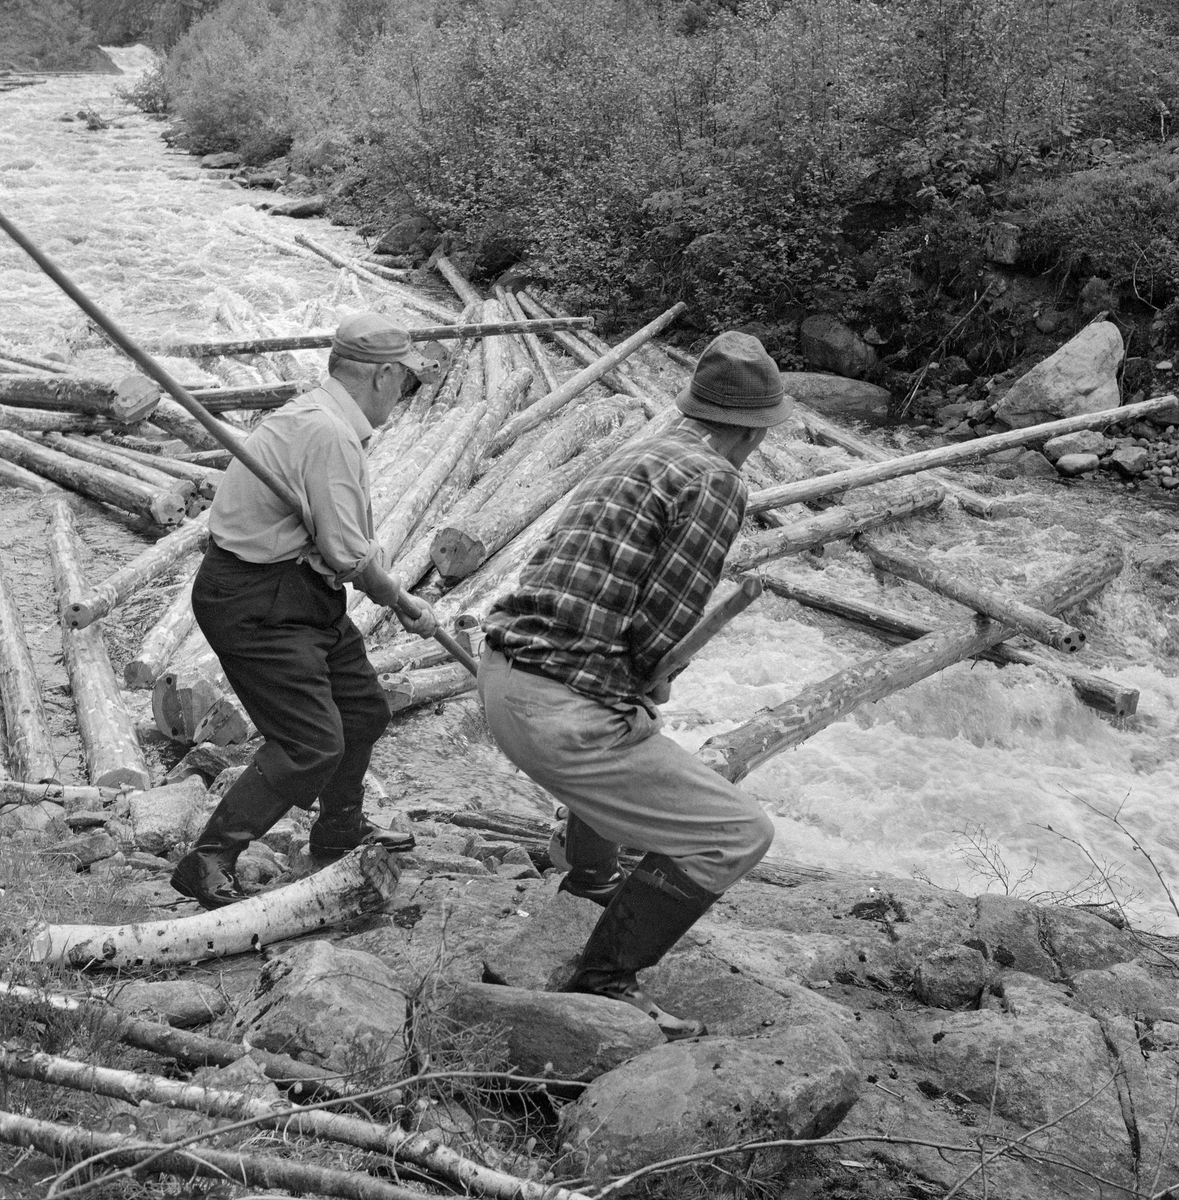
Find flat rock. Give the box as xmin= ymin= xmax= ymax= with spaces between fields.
xmin=231 ymin=940 xmax=408 ymax=1073
xmin=443 ymin=981 xmax=663 ymax=1081
xmin=993 ymin=321 xmax=1122 ymax=428
xmin=44 ymin=830 xmax=116 ymax=867
xmin=1042 ymin=429 xmax=1107 ymax=461
xmin=779 ymin=371 xmax=891 ymax=419
xmin=559 ymin=1026 xmax=859 ymax=1174
xmin=200 ymin=151 xmax=241 ymax=169
xmin=128 ymin=776 xmax=208 ymax=855
xmin=1055 ymin=452 xmax=1100 ymax=476
xmin=106 ymin=979 xmax=227 ymax=1027
xmin=268 ymin=196 xmax=327 ymax=218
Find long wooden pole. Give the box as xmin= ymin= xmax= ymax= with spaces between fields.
xmin=648 ymin=574 xmax=763 ymax=687
xmin=747 ymin=394 xmax=1179 ymax=514
xmin=698 ymin=543 xmax=1124 ymax=782
xmin=0 ymin=210 xmax=477 ymax=677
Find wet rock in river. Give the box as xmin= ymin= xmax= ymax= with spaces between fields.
xmin=199 ymin=151 xmax=241 ymax=169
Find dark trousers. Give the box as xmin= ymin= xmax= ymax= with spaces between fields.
xmin=191 ymin=542 xmax=390 ymax=813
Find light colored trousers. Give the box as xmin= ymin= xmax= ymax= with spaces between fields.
xmin=478 ymin=649 xmax=775 ymax=893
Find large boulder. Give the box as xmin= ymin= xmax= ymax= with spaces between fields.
xmin=779 ymin=371 xmax=891 ymax=420
xmin=443 ymin=982 xmax=663 ymax=1081
xmin=993 ymin=321 xmax=1123 ymax=428
xmin=799 ymin=315 xmax=878 ymax=380
xmin=375 ymin=213 xmax=440 ymax=258
xmin=128 ymin=776 xmax=208 ymax=856
xmin=559 ymin=1026 xmax=859 ymax=1175
xmin=231 ymin=940 xmax=408 ymax=1073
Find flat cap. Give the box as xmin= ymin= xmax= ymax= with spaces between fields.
xmin=332 ymin=313 xmax=438 ymax=380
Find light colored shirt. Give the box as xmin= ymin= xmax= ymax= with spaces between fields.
xmin=207 ymin=377 xmax=381 ymax=587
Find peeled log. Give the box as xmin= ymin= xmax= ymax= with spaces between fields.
xmin=515 ymin=290 xmax=638 ymax=397
xmin=433 ymin=411 xmax=643 ymax=580
xmin=124 ymin=569 xmax=196 ymax=688
xmin=747 ymin=394 xmax=1179 ymax=514
xmin=91 ymin=439 xmax=223 ymax=497
xmin=0 ymin=457 xmax=64 ymax=494
xmin=432 ymin=252 xmax=484 ymax=307
xmin=30 ymin=843 xmax=401 ymax=969
xmin=0 ymin=373 xmax=159 ymax=422
xmin=380 ymin=663 xmax=477 ymax=713
xmin=698 ymin=543 xmax=1124 ymax=782
xmin=728 ymin=481 xmax=947 ymax=572
xmin=498 ymin=286 xmax=560 ymax=394
xmin=149 ymin=396 xmax=240 ymax=452
xmin=0 ymin=430 xmax=186 ymax=526
xmin=50 ymin=502 xmax=150 ymax=789
xmin=66 ymin=512 xmax=209 ymax=629
xmin=43 ymin=432 xmax=195 ymax=503
xmin=488 ymin=302 xmax=687 ymax=456
xmin=0 ymin=406 xmax=121 ymax=435
xmin=761 ymin=575 xmax=1138 ymax=718
xmin=0 ymin=558 xmax=58 ymax=781
xmin=856 ymin=533 xmax=1087 ymax=653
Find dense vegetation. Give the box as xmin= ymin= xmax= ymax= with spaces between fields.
xmin=26 ymin=0 xmax=1179 ymax=372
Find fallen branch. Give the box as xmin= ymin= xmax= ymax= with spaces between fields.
xmin=747 ymin=394 xmax=1179 ymax=514
xmin=30 ymin=844 xmax=401 ymax=969
xmin=0 ymin=557 xmax=58 ymax=781
xmin=698 ymin=543 xmax=1124 ymax=782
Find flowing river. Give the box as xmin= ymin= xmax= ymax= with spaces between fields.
xmin=3 ymin=48 xmax=1178 ymax=932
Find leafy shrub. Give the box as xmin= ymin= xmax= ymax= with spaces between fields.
xmin=116 ymin=59 xmax=168 ymax=112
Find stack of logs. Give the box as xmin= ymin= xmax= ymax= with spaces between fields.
xmin=1 ymin=252 xmax=1170 ymax=799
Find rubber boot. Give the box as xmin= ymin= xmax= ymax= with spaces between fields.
xmin=170 ymin=764 xmax=291 ymax=909
xmin=563 ymin=852 xmax=720 ymax=1040
xmin=557 ymin=812 xmax=628 ymax=908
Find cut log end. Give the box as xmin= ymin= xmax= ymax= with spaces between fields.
xmin=1056 ymin=629 xmax=1086 ymax=653
xmin=430 ymin=527 xmax=486 ymax=581
xmin=112 ymin=375 xmax=161 ymax=424
xmin=148 ymin=492 xmax=187 ymax=527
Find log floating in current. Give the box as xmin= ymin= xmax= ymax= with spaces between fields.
xmin=727 ymin=481 xmax=947 ymax=572
xmin=50 ymin=501 xmax=150 ymax=790
xmin=0 ymin=430 xmax=186 ymax=527
xmin=698 ymin=543 xmax=1125 ymax=782
xmin=746 ymin=394 xmax=1179 ymax=513
xmin=89 ymin=438 xmax=223 ymax=497
xmin=0 ymin=558 xmax=58 ymax=782
xmin=0 ymin=343 xmax=74 ymax=374
xmin=379 ymin=663 xmax=477 ymax=713
xmin=761 ymin=575 xmax=1139 ymax=717
xmin=0 ymin=373 xmax=159 ymax=422
xmin=42 ymin=432 xmax=196 ymax=504
xmin=855 ymin=532 xmax=1087 ymax=653
xmin=124 ymin=569 xmax=197 ymax=689
xmin=66 ymin=512 xmax=209 ymax=629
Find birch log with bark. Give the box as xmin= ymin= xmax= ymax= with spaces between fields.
xmin=0 ymin=558 xmax=58 ymax=781
xmin=432 ymin=411 xmax=644 ymax=580
xmin=760 ymin=575 xmax=1139 ymax=717
xmin=90 ymin=439 xmax=223 ymax=497
xmin=727 ymin=481 xmax=947 ymax=572
xmin=66 ymin=512 xmax=209 ymax=629
xmin=488 ymin=302 xmax=687 ymax=455
xmin=0 ymin=406 xmax=121 ymax=434
xmin=747 ymin=394 xmax=1179 ymax=514
xmin=124 ymin=568 xmax=197 ymax=688
xmin=50 ymin=502 xmax=150 ymax=789
xmin=31 ymin=844 xmax=400 ymax=968
xmin=42 ymin=432 xmax=196 ymax=503
xmin=0 ymin=373 xmax=159 ymax=422
xmin=0 ymin=431 xmax=186 ymax=526
xmin=698 ymin=543 xmax=1124 ymax=782
xmin=855 ymin=532 xmax=1087 ymax=653
xmin=794 ymin=402 xmax=997 ymax=518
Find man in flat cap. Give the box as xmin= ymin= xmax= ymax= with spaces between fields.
xmin=171 ymin=313 xmax=438 ymax=909
xmin=479 ymin=330 xmax=791 ymax=1039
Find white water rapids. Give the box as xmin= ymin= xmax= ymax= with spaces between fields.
xmin=2 ymin=49 xmax=1178 ymax=932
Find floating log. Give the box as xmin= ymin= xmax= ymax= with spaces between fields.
xmin=379 ymin=663 xmax=477 ymax=713
xmin=42 ymin=432 xmax=196 ymax=503
xmin=432 ymin=411 xmax=643 ymax=580
xmin=65 ymin=513 xmax=209 ymax=629
xmin=0 ymin=372 xmax=158 ymax=422
xmin=0 ymin=457 xmax=64 ymax=494
xmin=488 ymin=302 xmax=688 ymax=456
xmin=856 ymin=532 xmax=1087 ymax=653
xmin=648 ymin=574 xmax=763 ymax=688
xmin=795 ymin=403 xmax=997 ymax=519
xmin=0 ymin=343 xmax=74 ymax=374
xmin=124 ymin=569 xmax=196 ymax=688
xmin=49 ymin=502 xmax=150 ymax=790
xmin=152 ymin=627 xmax=227 ymax=744
xmin=497 ymin=286 xmax=560 ymax=394
xmin=432 ymin=251 xmax=484 ymax=307
xmin=190 ymin=380 xmax=301 ymax=410
xmin=761 ymin=575 xmax=1139 ymax=718
xmin=88 ymin=438 xmax=222 ymax=497
xmin=0 ymin=779 xmax=127 ymax=807
xmin=0 ymin=559 xmax=58 ymax=782
xmin=697 ymin=543 xmax=1124 ymax=782
xmin=31 ymin=843 xmax=400 ymax=969
xmin=0 ymin=405 xmax=121 ymax=435
xmin=0 ymin=430 xmax=185 ymax=527
xmin=747 ymin=394 xmax=1179 ymax=514
xmin=728 ymin=481 xmax=947 ymax=572
xmin=176 ymin=448 xmax=232 ymax=468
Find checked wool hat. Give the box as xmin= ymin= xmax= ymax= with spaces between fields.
xmin=332 ymin=312 xmax=440 ymax=381
xmin=676 ymin=331 xmax=793 ymax=427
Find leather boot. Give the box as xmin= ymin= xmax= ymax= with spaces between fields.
xmin=557 ymin=812 xmax=627 ymax=907
xmin=170 ymin=764 xmax=291 ymax=909
xmin=563 ymin=852 xmax=719 ymax=1041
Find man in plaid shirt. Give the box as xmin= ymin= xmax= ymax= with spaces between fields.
xmin=480 ymin=331 xmax=792 ymax=1039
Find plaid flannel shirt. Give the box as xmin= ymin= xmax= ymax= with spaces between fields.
xmin=484 ymin=418 xmax=746 ymax=704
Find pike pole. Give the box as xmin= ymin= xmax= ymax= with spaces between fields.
xmin=0 ymin=209 xmax=479 ymax=677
